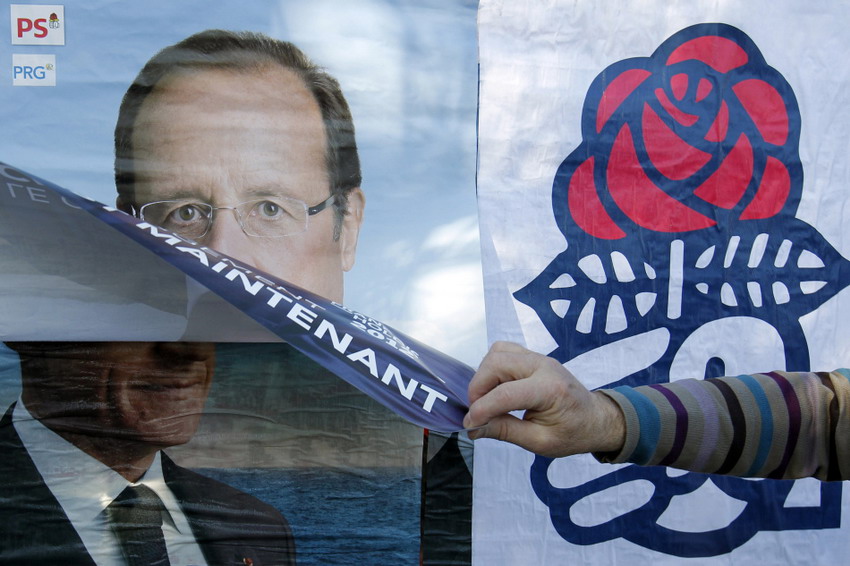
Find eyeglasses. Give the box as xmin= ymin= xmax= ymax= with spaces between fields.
xmin=136 ymin=194 xmax=336 ymax=240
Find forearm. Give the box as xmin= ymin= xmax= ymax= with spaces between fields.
xmin=595 ymin=369 xmax=850 ymax=480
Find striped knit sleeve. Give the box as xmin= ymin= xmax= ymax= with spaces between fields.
xmin=594 ymin=369 xmax=850 ymax=480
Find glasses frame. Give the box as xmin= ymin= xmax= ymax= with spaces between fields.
xmin=135 ymin=194 xmax=337 ymax=239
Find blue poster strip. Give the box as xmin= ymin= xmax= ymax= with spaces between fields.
xmin=0 ymin=162 xmax=472 ymax=431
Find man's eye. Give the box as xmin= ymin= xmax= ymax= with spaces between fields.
xmin=170 ymin=205 xmax=202 ymax=223
xmin=258 ymin=201 xmax=282 ymax=218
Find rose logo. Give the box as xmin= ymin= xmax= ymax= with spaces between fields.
xmin=517 ymin=23 xmax=850 ymax=556
xmin=556 ymin=23 xmax=802 ymax=240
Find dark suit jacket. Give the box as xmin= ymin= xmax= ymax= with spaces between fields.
xmin=0 ymin=406 xmax=296 ymax=565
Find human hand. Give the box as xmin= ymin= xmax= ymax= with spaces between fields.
xmin=463 ymin=341 xmax=625 ymax=458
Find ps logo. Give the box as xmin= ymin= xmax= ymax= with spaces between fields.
xmin=10 ymin=4 xmax=65 ymax=46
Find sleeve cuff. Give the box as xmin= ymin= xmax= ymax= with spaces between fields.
xmin=592 ymin=388 xmax=642 ymax=464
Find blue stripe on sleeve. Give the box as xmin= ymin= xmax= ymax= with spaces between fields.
xmin=612 ymin=385 xmax=660 ymax=465
xmin=736 ymin=374 xmax=774 ymax=476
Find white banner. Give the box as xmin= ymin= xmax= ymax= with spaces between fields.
xmin=476 ymin=0 xmax=850 ymax=563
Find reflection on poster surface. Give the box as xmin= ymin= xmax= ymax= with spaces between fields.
xmin=0 ymin=341 xmax=423 ymax=564
xmin=0 ymin=13 xmax=479 ymax=563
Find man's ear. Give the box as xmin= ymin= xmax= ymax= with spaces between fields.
xmin=340 ymin=187 xmax=364 ymax=272
xmin=116 ymin=194 xmax=133 ymax=215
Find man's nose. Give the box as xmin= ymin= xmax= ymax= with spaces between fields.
xmin=155 ymin=342 xmax=215 ymax=363
xmin=202 ymin=209 xmax=255 ymax=262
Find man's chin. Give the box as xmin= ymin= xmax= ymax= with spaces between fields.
xmin=131 ymin=432 xmax=196 ymax=448
xmin=120 ymin=416 xmax=203 ymax=448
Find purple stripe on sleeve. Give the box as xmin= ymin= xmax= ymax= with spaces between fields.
xmin=765 ymin=371 xmax=801 ymax=479
xmin=649 ymin=384 xmax=688 ymax=466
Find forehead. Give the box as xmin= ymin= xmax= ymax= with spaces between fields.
xmin=130 ymin=65 xmax=328 ymax=202
xmin=140 ymin=63 xmax=322 ymax=118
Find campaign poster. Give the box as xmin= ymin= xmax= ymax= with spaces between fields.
xmin=477 ymin=0 xmax=850 ymax=564
xmin=0 ymin=2 xmax=482 ymax=564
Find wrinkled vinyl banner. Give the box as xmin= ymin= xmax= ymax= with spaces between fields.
xmin=0 ymin=163 xmax=471 ymax=431
xmin=0 ymin=2 xmax=481 ymax=565
xmin=477 ymin=0 xmax=850 ymax=564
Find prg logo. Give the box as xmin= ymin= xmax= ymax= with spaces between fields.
xmin=10 ymin=4 xmax=65 ymax=46
xmin=12 ymin=54 xmax=56 ymax=87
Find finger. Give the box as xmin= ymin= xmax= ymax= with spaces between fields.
xmin=466 ymin=413 xmax=520 ymax=441
xmin=465 ymin=373 xmax=554 ymax=429
xmin=468 ymin=347 xmax=546 ymax=403
xmin=467 ymin=413 xmax=555 ymax=456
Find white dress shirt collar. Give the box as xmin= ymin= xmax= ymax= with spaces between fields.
xmin=13 ymin=397 xmax=207 ymax=566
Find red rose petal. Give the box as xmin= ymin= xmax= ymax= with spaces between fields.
xmin=696 ymin=78 xmax=713 ymax=102
xmin=656 ymin=88 xmax=699 ymax=127
xmin=608 ymin=125 xmax=717 ymax=232
xmin=704 ymin=101 xmax=729 ymax=143
xmin=643 ymin=104 xmax=711 ymax=180
xmin=740 ymin=156 xmax=790 ymax=220
xmin=671 ymin=73 xmax=689 ymax=100
xmin=732 ymin=79 xmax=789 ymax=146
xmin=596 ymin=69 xmax=652 ymax=133
xmin=568 ymin=157 xmax=626 ymax=240
xmin=694 ymin=133 xmax=754 ymax=208
xmin=667 ymin=36 xmax=749 ymax=73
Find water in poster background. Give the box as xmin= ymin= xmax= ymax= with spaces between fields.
xmin=202 ymin=467 xmax=419 ymax=565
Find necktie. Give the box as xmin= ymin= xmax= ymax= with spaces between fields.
xmin=107 ymin=484 xmax=171 ymax=566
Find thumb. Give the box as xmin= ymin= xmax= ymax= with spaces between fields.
xmin=466 ymin=413 xmax=527 ymax=445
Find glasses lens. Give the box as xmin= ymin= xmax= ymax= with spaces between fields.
xmin=240 ymin=198 xmax=308 ymax=237
xmin=140 ymin=201 xmax=212 ymax=240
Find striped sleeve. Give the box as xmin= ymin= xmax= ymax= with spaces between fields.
xmin=594 ymin=369 xmax=850 ymax=481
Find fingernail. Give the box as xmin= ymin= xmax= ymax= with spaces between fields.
xmin=465 ymin=423 xmax=488 ymax=440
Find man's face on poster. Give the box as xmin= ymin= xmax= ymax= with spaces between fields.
xmin=21 ymin=64 xmax=365 ymax=456
xmin=120 ymin=66 xmax=364 ymax=303
xmin=19 ymin=342 xmax=215 ymax=449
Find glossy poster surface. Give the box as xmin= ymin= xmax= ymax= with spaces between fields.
xmin=0 ymin=2 xmax=482 ymax=564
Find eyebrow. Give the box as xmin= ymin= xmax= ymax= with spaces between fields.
xmin=139 ymin=191 xmax=205 ymax=202
xmin=137 ymin=187 xmax=301 ymax=204
xmin=239 ymin=187 xmax=300 ymax=200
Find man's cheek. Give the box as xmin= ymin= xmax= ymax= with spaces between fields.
xmin=254 ymin=240 xmax=310 ymax=278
